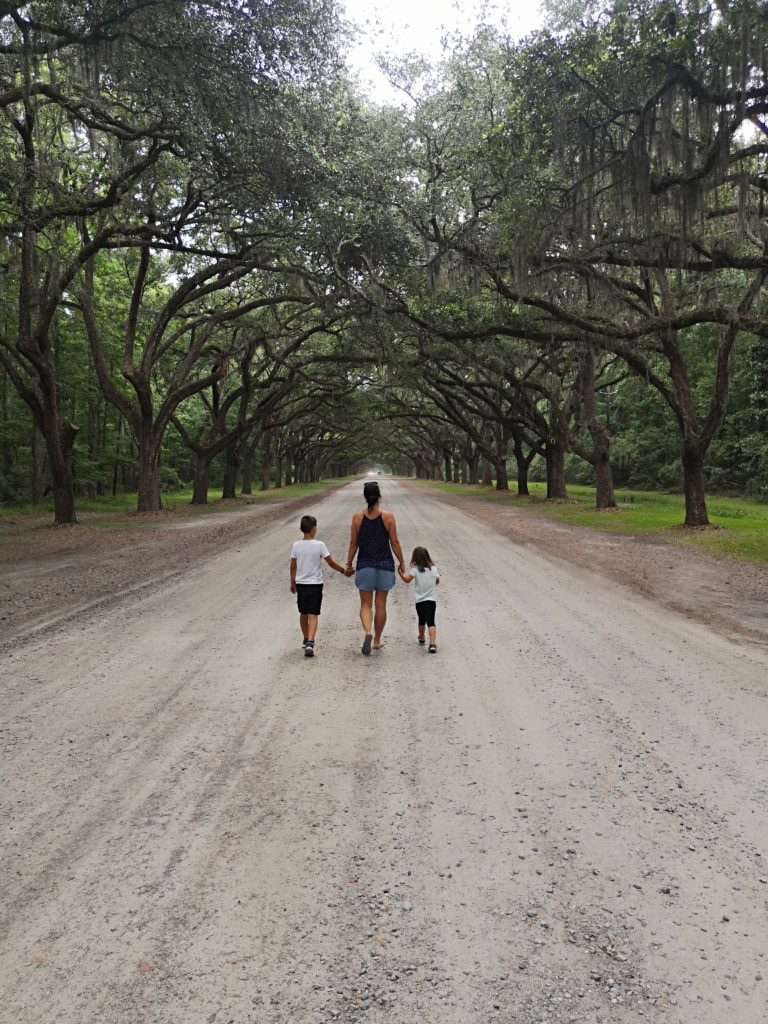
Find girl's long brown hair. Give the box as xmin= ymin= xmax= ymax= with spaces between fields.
xmin=410 ymin=546 xmax=434 ymax=572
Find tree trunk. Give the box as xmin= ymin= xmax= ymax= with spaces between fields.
xmin=260 ymin=431 xmax=272 ymax=491
xmin=222 ymin=442 xmax=239 ymax=499
xmin=481 ymin=458 xmax=493 ymax=486
xmin=492 ymin=433 xmax=509 ymax=490
xmin=86 ymin=347 xmax=97 ymax=500
xmin=191 ymin=451 xmax=211 ymax=505
xmin=511 ymin=428 xmax=530 ymax=496
xmin=31 ymin=423 xmax=45 ymax=505
xmin=2 ymin=375 xmax=13 ymax=488
xmin=241 ymin=436 xmax=257 ymax=495
xmin=98 ymin=399 xmax=109 ymax=495
xmin=545 ymin=437 xmax=568 ymax=500
xmin=136 ymin=434 xmax=161 ymax=512
xmin=274 ymin=451 xmax=283 ymax=489
xmin=46 ymin=422 xmax=79 ymax=524
xmin=594 ymin=453 xmax=616 ymax=509
xmin=579 ymin=347 xmax=617 ymax=509
xmin=682 ymin=440 xmax=709 ymax=526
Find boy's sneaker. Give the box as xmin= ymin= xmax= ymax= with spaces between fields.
xmin=428 ymin=643 xmax=437 ymax=654
xmin=305 ymin=641 xmax=315 ymax=658
xmin=302 ymin=638 xmax=309 ymax=648
xmin=418 ymin=637 xmax=426 ymax=645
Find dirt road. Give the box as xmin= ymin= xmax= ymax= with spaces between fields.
xmin=2 ymin=480 xmax=767 ymax=1024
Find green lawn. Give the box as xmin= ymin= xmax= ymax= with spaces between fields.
xmin=421 ymin=480 xmax=768 ymax=563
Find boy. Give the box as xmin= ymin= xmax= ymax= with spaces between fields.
xmin=289 ymin=514 xmax=347 ymax=657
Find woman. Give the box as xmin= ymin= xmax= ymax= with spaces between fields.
xmin=346 ymin=480 xmax=405 ymax=655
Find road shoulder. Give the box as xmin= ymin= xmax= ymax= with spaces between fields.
xmin=1 ymin=482 xmax=346 ymax=647
xmin=414 ymin=483 xmax=768 ymax=649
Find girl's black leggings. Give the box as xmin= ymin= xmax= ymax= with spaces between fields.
xmin=415 ymin=600 xmax=436 ymax=627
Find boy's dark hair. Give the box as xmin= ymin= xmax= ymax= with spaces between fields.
xmin=300 ymin=514 xmax=317 ymax=534
xmin=410 ymin=546 xmax=434 ymax=572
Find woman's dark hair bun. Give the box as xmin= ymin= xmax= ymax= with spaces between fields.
xmin=363 ymin=480 xmax=381 ymax=511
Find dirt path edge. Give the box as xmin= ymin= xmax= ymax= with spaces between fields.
xmin=2 ymin=482 xmax=348 ymax=650
xmin=417 ymin=484 xmax=768 ymax=649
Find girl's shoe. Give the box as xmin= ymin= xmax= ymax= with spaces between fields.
xmin=428 ymin=643 xmax=437 ymax=653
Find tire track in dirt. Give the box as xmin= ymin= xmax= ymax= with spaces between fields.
xmin=3 ymin=480 xmax=767 ymax=1023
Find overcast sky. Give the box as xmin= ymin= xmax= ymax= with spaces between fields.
xmin=343 ymin=0 xmax=543 ymax=104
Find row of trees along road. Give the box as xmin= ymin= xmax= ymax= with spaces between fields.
xmin=1 ymin=1 xmax=767 ymax=526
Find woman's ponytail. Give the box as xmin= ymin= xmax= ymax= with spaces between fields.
xmin=363 ymin=480 xmax=381 ymax=512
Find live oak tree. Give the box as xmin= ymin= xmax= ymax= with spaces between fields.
xmin=372 ymin=5 xmax=768 ymax=523
xmin=2 ymin=1 xmax=767 ymax=514
xmin=0 ymin=2 xmax=182 ymax=521
xmin=0 ymin=0 xmax=345 ymax=520
xmin=170 ymin=305 xmax=357 ymax=503
xmin=475 ymin=3 xmax=768 ymax=524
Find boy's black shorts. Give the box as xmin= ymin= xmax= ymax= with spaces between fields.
xmin=296 ymin=583 xmax=323 ymax=615
xmin=415 ymin=600 xmax=436 ymax=628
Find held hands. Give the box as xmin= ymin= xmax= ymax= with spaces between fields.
xmin=344 ymin=563 xmax=355 ymax=578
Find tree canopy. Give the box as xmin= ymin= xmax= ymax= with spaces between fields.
xmin=1 ymin=0 xmax=766 ymax=525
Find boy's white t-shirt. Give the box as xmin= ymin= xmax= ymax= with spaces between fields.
xmin=291 ymin=539 xmax=330 ymax=584
xmin=411 ymin=565 xmax=439 ymax=602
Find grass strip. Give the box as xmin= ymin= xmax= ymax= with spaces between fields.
xmin=0 ymin=479 xmax=348 ymax=537
xmin=420 ymin=480 xmax=768 ymax=563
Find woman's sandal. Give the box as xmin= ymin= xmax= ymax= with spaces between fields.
xmin=361 ymin=633 xmax=373 ymax=656
xmin=428 ymin=643 xmax=437 ymax=654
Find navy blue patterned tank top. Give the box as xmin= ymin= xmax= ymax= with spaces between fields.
xmin=357 ymin=513 xmax=394 ymax=570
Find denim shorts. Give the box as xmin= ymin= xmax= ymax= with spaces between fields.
xmin=355 ymin=567 xmax=396 ymax=592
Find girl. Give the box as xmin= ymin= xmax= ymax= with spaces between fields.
xmin=397 ymin=546 xmax=440 ymax=653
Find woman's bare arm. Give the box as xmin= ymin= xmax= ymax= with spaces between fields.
xmin=346 ymin=512 xmax=362 ymax=568
xmin=384 ymin=512 xmax=405 ymax=570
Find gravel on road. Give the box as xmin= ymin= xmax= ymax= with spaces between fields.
xmin=2 ymin=480 xmax=767 ymax=1024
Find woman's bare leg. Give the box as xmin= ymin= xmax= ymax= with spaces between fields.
xmin=373 ymin=591 xmax=388 ymax=648
xmin=359 ymin=590 xmax=374 ymax=634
